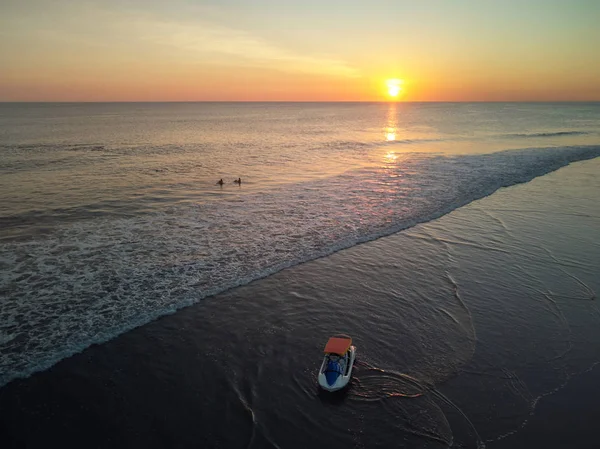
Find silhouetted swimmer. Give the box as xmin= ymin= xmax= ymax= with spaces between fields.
xmin=233 ymin=178 xmax=241 ymax=184
xmin=216 ymin=179 xmax=224 ymax=186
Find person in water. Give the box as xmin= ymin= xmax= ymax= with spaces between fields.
xmin=234 ymin=178 xmax=241 ymax=184
xmin=216 ymin=179 xmax=224 ymax=185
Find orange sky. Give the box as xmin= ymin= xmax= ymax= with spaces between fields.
xmin=1 ymin=0 xmax=599 ymax=101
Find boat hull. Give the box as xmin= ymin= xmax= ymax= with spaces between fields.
xmin=318 ymin=346 xmax=356 ymax=392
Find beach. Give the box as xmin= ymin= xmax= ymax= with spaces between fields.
xmin=1 ymin=102 xmax=599 ymax=448
xmin=2 ymin=158 xmax=599 ymax=448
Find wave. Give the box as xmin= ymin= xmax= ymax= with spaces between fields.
xmin=1 ymin=145 xmax=599 ymax=387
xmin=506 ymin=131 xmax=590 ymax=138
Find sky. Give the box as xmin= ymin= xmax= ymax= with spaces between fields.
xmin=1 ymin=0 xmax=599 ymax=101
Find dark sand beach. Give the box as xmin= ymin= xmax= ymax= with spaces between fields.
xmin=2 ymin=157 xmax=598 ymax=449
xmin=3 ymin=0 xmax=600 ymax=445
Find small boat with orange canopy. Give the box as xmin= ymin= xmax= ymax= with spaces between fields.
xmin=318 ymin=334 xmax=356 ymax=392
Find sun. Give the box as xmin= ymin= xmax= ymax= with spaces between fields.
xmin=386 ymin=79 xmax=404 ymax=98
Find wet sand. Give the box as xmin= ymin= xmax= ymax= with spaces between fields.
xmin=1 ymin=158 xmax=599 ymax=449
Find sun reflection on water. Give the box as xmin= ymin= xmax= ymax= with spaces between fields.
xmin=384 ymin=103 xmax=398 ymax=142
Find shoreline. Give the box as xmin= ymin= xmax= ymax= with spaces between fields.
xmin=1 ymin=158 xmax=599 ymax=448
xmin=2 ymin=149 xmax=599 ymax=388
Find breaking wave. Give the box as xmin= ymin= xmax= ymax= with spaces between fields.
xmin=506 ymin=131 xmax=590 ymax=138
xmin=1 ymin=145 xmax=599 ymax=387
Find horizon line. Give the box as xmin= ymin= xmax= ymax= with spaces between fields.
xmin=2 ymin=100 xmax=600 ymax=104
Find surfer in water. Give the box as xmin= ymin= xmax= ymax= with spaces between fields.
xmin=216 ymin=179 xmax=224 ymax=186
xmin=234 ymin=178 xmax=241 ymax=184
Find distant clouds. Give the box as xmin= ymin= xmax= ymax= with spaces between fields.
xmin=1 ymin=0 xmax=599 ymax=101
xmin=136 ymin=18 xmax=360 ymax=78
xmin=1 ymin=0 xmax=359 ymax=78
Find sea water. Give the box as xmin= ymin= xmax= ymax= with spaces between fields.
xmin=1 ymin=101 xmax=599 ymax=388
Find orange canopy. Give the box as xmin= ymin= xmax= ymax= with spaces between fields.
xmin=324 ymin=336 xmax=352 ymax=355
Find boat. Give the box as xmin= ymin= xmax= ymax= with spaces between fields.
xmin=317 ymin=334 xmax=356 ymax=392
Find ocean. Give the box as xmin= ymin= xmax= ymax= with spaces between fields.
xmin=1 ymin=102 xmax=600 ymax=448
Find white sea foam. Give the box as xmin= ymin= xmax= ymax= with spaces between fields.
xmin=1 ymin=146 xmax=599 ymax=386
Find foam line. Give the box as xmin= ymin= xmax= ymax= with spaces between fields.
xmin=1 ymin=146 xmax=599 ymax=387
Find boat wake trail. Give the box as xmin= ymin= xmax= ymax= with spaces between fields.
xmin=350 ymin=360 xmax=484 ymax=448
xmin=350 ymin=361 xmax=426 ymax=400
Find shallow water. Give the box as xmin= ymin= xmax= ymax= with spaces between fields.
xmin=1 ymin=103 xmax=600 ymax=448
xmin=2 ymin=102 xmax=599 ymax=225
xmin=1 ymin=158 xmax=598 ymax=448
xmin=1 ymin=103 xmax=600 ymax=389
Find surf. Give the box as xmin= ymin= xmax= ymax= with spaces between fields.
xmin=1 ymin=145 xmax=600 ymax=387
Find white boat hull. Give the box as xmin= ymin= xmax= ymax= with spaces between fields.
xmin=318 ymin=346 xmax=356 ymax=392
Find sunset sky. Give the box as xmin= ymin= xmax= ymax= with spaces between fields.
xmin=1 ymin=0 xmax=599 ymax=102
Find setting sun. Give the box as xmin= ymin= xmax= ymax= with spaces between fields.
xmin=386 ymin=79 xmax=403 ymax=98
